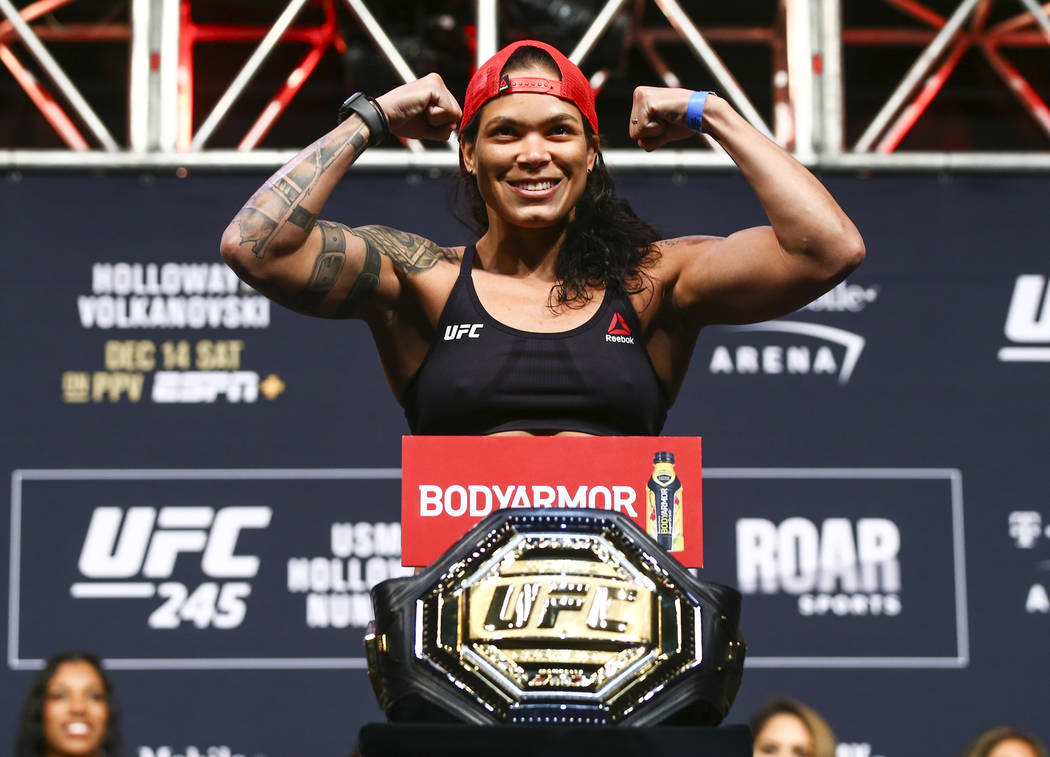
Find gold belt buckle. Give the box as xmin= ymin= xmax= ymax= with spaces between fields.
xmin=367 ymin=509 xmax=744 ymax=725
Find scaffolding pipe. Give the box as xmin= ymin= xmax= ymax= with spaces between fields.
xmin=853 ymin=0 xmax=982 ymax=152
xmin=0 ymin=43 xmax=89 ymax=149
xmin=342 ymin=0 xmax=418 ymax=82
xmin=476 ymin=0 xmax=498 ymax=65
xmin=0 ymin=0 xmax=77 ymax=43
xmin=569 ymin=0 xmax=630 ymax=65
xmin=786 ymin=0 xmax=814 ymax=159
xmin=158 ymin=0 xmax=179 ymax=150
xmin=0 ymin=0 xmax=119 ymax=150
xmin=341 ymin=0 xmax=443 ymax=152
xmin=819 ymin=0 xmax=843 ymax=154
xmin=651 ymin=0 xmax=774 ymax=139
xmin=1015 ymin=0 xmax=1050 ymax=43
xmin=129 ymin=0 xmax=150 ymax=150
xmin=6 ymin=149 xmax=1050 ymax=172
xmin=191 ymin=0 xmax=311 ymax=150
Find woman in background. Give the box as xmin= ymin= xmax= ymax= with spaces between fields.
xmin=15 ymin=651 xmax=122 ymax=757
xmin=750 ymin=697 xmax=836 ymax=757
xmin=962 ymin=727 xmax=1049 ymax=757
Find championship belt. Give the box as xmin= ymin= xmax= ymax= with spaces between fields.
xmin=365 ymin=509 xmax=745 ymax=726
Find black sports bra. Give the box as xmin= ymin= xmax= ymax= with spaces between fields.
xmin=402 ymin=245 xmax=669 ymax=435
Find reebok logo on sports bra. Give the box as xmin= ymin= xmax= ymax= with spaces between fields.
xmin=606 ymin=312 xmax=635 ymax=344
xmin=607 ymin=312 xmax=631 ymax=336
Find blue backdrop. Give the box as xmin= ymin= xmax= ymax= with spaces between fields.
xmin=3 ymin=169 xmax=1049 ymax=757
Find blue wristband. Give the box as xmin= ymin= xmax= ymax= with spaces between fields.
xmin=686 ymin=90 xmax=710 ymax=133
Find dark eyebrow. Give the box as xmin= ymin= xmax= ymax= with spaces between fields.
xmin=484 ymin=113 xmax=581 ymax=129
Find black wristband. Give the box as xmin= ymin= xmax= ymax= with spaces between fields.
xmin=337 ymin=92 xmax=389 ymax=146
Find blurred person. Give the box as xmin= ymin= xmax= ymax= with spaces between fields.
xmin=962 ymin=727 xmax=1049 ymax=757
xmin=220 ymin=39 xmax=863 ymax=439
xmin=750 ymin=697 xmax=836 ymax=757
xmin=15 ymin=651 xmax=122 ymax=757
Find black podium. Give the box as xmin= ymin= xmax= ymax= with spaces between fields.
xmin=355 ymin=723 xmax=752 ymax=756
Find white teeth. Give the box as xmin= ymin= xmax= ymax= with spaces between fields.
xmin=67 ymin=722 xmax=90 ymax=735
xmin=516 ymin=181 xmax=554 ymax=191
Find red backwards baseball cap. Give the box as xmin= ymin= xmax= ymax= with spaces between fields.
xmin=459 ymin=40 xmax=598 ymax=134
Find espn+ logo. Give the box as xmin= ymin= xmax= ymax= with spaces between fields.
xmin=74 ymin=506 xmax=271 ymax=629
xmin=736 ymin=517 xmax=901 ymax=616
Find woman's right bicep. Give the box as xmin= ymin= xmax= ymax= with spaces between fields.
xmin=226 ymin=220 xmax=401 ymax=320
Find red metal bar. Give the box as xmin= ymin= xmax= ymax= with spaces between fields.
xmin=626 ymin=26 xmax=776 ymax=44
xmin=882 ymin=0 xmax=946 ymax=28
xmin=0 ymin=42 xmax=89 ymax=148
xmin=189 ymin=25 xmax=326 ymax=44
xmin=177 ymin=0 xmax=195 ymax=151
xmin=970 ymin=0 xmax=995 ymax=33
xmin=842 ymin=0 xmax=1050 ymax=152
xmin=875 ymin=37 xmax=970 ymax=153
xmin=34 ymin=25 xmax=128 ymax=41
xmin=238 ymin=0 xmax=339 ymax=149
xmin=10 ymin=24 xmax=129 ymax=42
xmin=987 ymin=2 xmax=1050 ymax=36
xmin=843 ymin=28 xmax=941 ymax=44
xmin=843 ymin=28 xmax=1050 ymax=46
xmin=0 ymin=0 xmax=113 ymax=149
xmin=639 ymin=32 xmax=679 ymax=86
xmin=239 ymin=31 xmax=332 ymax=148
xmin=990 ymin=29 xmax=1050 ymax=44
xmin=980 ymin=41 xmax=1050 ymax=138
xmin=0 ymin=0 xmax=76 ymax=43
xmin=178 ymin=0 xmax=347 ymax=150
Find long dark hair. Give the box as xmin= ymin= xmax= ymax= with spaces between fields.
xmin=456 ymin=46 xmax=661 ymax=309
xmin=15 ymin=651 xmax=124 ymax=757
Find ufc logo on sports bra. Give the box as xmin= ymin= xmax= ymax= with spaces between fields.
xmin=444 ymin=323 xmax=484 ymax=341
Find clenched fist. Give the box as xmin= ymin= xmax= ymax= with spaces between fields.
xmin=629 ymin=86 xmax=708 ymax=151
xmin=376 ymin=73 xmax=462 ymax=142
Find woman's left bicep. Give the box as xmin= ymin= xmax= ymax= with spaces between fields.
xmin=670 ymin=225 xmax=863 ymax=326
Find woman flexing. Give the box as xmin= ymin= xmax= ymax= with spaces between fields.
xmin=220 ymin=39 xmax=864 ymax=435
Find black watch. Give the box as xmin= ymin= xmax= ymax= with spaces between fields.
xmin=338 ymin=92 xmax=389 ymax=146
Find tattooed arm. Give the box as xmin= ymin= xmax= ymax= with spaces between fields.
xmin=219 ymin=73 xmax=462 ymax=319
xmin=291 ymin=223 xmax=458 ymax=318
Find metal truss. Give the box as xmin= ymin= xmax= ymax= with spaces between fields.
xmin=2 ymin=0 xmax=1050 ymax=171
xmin=848 ymin=0 xmax=1050 ymax=153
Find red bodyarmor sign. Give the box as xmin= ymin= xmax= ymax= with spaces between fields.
xmin=400 ymin=436 xmax=703 ymax=567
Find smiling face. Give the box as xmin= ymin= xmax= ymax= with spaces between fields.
xmin=42 ymin=661 xmax=109 ymax=757
xmin=461 ymin=66 xmax=598 ymax=233
xmin=753 ymin=713 xmax=815 ymax=757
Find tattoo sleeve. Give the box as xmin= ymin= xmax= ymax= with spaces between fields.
xmin=349 ymin=225 xmax=458 ymax=275
xmin=335 ymin=245 xmax=381 ymax=317
xmin=288 ymin=223 xmax=457 ymax=316
xmin=233 ymin=126 xmax=368 ymax=259
xmin=294 ymin=221 xmax=348 ymax=311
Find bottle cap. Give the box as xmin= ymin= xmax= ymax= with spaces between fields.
xmin=653 ymin=452 xmax=675 ymax=464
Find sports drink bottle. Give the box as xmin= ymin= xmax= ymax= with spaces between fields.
xmin=646 ymin=451 xmax=683 ymax=551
